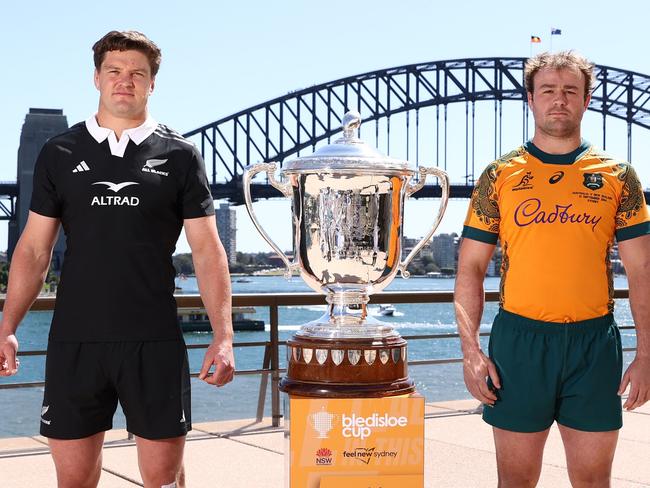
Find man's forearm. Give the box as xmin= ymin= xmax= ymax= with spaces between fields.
xmin=454 ymin=267 xmax=486 ymax=356
xmin=192 ymin=247 xmax=233 ymax=343
xmin=0 ymin=245 xmax=52 ymax=335
xmin=628 ymin=271 xmax=650 ymax=358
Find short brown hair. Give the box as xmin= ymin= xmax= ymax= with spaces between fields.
xmin=524 ymin=51 xmax=595 ymax=101
xmin=92 ymin=30 xmax=162 ymax=76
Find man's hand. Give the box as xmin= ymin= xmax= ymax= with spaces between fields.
xmin=463 ymin=349 xmax=500 ymax=406
xmin=0 ymin=333 xmax=19 ymax=377
xmin=198 ymin=339 xmax=235 ymax=386
xmin=619 ymin=356 xmax=650 ymax=410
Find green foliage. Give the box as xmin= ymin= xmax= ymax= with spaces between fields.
xmin=0 ymin=261 xmax=8 ymax=293
xmin=172 ymin=253 xmax=195 ymax=275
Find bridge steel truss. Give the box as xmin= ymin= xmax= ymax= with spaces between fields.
xmin=183 ymin=57 xmax=650 ymax=203
xmin=0 ymin=182 xmax=18 ymax=221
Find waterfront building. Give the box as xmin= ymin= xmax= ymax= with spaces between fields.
xmin=10 ymin=109 xmax=68 ymax=270
xmin=216 ymin=203 xmax=237 ymax=264
xmin=431 ymin=233 xmax=458 ymax=272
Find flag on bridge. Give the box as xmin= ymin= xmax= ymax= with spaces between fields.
xmin=551 ymin=28 xmax=562 ymax=35
xmin=531 ymin=36 xmax=541 ymax=43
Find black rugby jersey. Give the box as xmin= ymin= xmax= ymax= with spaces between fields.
xmin=30 ymin=117 xmax=215 ymax=341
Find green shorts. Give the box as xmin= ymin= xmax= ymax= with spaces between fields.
xmin=483 ymin=309 xmax=623 ymax=433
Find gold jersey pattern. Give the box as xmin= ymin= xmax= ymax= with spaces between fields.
xmin=463 ymin=141 xmax=650 ymax=323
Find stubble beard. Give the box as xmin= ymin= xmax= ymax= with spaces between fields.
xmin=538 ymin=117 xmax=581 ymax=139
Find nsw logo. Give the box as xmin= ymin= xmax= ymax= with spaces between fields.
xmin=142 ymin=158 xmax=169 ymax=176
xmin=583 ymin=173 xmax=604 ymax=191
xmin=315 ymin=448 xmax=333 ymax=465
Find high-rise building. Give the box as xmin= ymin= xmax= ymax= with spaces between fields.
xmin=10 ymin=109 xmax=68 ymax=269
xmin=431 ymin=233 xmax=458 ymax=271
xmin=216 ymin=203 xmax=237 ymax=264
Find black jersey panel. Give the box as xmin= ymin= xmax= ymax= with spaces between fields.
xmin=31 ymin=143 xmax=64 ymax=218
xmin=37 ymin=122 xmax=213 ymax=341
xmin=181 ymin=148 xmax=215 ymax=219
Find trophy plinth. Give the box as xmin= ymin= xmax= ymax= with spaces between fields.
xmin=281 ymin=335 xmax=414 ymax=397
xmin=244 ymin=111 xmax=449 ymax=399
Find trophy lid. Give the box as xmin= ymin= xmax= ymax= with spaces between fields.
xmin=282 ymin=111 xmax=413 ymax=174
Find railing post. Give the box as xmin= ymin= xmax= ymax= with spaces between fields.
xmin=256 ymin=344 xmax=271 ymax=422
xmin=270 ymin=304 xmax=282 ymax=427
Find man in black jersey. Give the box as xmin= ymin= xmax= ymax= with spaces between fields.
xmin=0 ymin=31 xmax=234 ymax=487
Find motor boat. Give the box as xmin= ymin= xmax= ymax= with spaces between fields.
xmin=378 ymin=304 xmax=396 ymax=316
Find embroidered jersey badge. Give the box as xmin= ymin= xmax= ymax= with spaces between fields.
xmin=142 ymin=159 xmax=169 ymax=176
xmin=583 ymin=173 xmax=604 ymax=191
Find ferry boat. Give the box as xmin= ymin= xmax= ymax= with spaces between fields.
xmin=177 ymin=306 xmax=265 ymax=332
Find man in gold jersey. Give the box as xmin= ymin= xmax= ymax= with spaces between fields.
xmin=455 ymin=51 xmax=650 ymax=487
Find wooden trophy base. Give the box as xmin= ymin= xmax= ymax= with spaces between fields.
xmin=280 ymin=334 xmax=415 ymax=398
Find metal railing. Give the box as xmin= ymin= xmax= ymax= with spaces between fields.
xmin=0 ymin=290 xmax=637 ymax=428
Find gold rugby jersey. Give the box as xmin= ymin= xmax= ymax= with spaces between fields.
xmin=463 ymin=140 xmax=650 ymax=323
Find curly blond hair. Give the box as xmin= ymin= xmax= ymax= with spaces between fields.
xmin=524 ymin=51 xmax=595 ymax=101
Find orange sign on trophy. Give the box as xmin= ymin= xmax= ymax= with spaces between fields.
xmin=290 ymin=396 xmax=424 ymax=487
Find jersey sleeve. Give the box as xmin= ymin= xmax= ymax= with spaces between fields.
xmin=461 ymin=161 xmax=500 ymax=244
xmin=30 ymin=142 xmax=62 ymax=218
xmin=614 ymin=164 xmax=650 ymax=241
xmin=181 ymin=147 xmax=215 ymax=219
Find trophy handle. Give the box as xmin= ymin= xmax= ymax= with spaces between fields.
xmin=243 ymin=162 xmax=298 ymax=279
xmin=399 ymin=166 xmax=450 ymax=278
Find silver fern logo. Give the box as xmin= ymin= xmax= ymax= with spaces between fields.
xmin=142 ymin=159 xmax=169 ymax=176
xmin=41 ymin=405 xmax=51 ymax=425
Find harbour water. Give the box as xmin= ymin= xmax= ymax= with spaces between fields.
xmin=0 ymin=275 xmax=637 ymax=438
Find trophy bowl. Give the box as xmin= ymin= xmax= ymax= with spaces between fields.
xmin=244 ymin=111 xmax=449 ymax=397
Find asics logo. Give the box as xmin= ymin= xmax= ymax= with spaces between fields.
xmin=142 ymin=159 xmax=169 ymax=176
xmin=92 ymin=181 xmax=139 ymax=193
xmin=549 ymin=171 xmax=564 ymax=184
xmin=72 ymin=161 xmax=90 ymax=173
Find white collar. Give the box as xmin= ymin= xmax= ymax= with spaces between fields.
xmin=85 ymin=114 xmax=158 ymax=157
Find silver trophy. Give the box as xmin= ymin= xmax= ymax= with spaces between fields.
xmin=244 ymin=111 xmax=449 ymax=397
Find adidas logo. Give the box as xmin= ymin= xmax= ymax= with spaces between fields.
xmin=72 ymin=161 xmax=90 ymax=173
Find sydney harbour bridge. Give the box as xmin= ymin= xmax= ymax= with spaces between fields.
xmin=2 ymin=56 xmax=650 ymax=226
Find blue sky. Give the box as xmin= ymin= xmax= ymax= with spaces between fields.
xmin=2 ymin=0 xmax=649 ymax=253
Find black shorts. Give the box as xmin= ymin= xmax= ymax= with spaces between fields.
xmin=40 ymin=340 xmax=191 ymax=440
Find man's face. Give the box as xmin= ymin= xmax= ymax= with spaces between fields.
xmin=527 ymin=67 xmax=590 ymax=138
xmin=94 ymin=50 xmax=154 ymax=120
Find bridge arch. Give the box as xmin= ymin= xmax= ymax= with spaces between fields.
xmin=189 ymin=57 xmax=647 ymax=201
